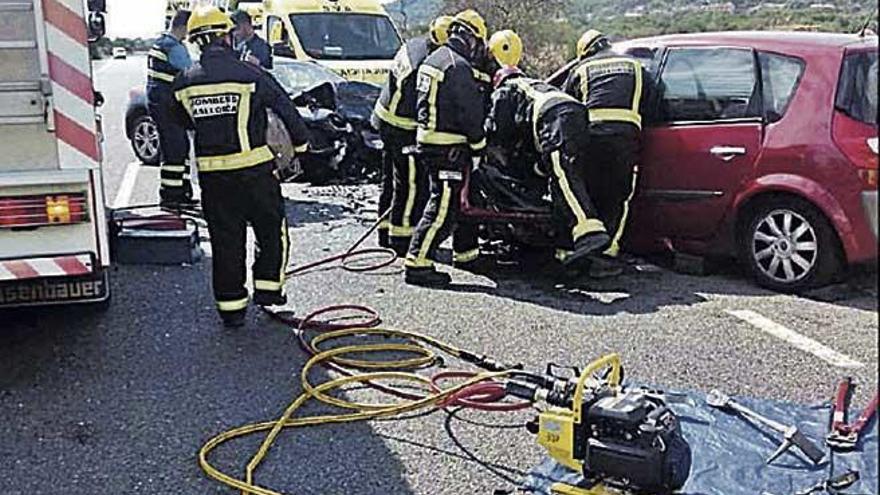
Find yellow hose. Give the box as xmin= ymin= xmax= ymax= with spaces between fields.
xmin=197 ymin=322 xmax=513 ymax=495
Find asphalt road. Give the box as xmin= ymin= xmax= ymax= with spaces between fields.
xmin=1 ymin=55 xmax=877 ymax=495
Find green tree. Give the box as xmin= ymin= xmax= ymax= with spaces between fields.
xmin=442 ymin=0 xmax=577 ymax=76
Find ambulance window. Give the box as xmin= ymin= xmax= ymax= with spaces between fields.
xmin=290 ymin=13 xmax=401 ymax=60
xmin=267 ymin=15 xmax=293 ymax=57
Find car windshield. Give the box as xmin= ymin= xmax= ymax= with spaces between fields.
xmin=290 ymin=13 xmax=401 ymax=60
xmin=836 ymin=49 xmax=878 ymax=126
xmin=270 ymin=61 xmax=345 ymax=96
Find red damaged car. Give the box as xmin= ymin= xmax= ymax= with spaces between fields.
xmin=615 ymin=32 xmax=878 ymax=291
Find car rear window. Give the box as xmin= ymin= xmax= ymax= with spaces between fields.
xmin=836 ymin=50 xmax=878 ymax=126
xmin=758 ymin=52 xmax=804 ymax=122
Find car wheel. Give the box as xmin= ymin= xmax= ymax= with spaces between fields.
xmin=740 ymin=197 xmax=842 ymax=292
xmin=131 ymin=115 xmax=160 ymax=165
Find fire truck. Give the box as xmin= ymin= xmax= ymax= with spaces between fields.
xmin=0 ymin=0 xmax=110 ymax=307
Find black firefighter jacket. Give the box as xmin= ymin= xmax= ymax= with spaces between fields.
xmin=169 ymin=44 xmax=309 ymax=174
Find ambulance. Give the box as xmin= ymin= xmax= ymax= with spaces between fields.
xmin=237 ymin=1 xmax=265 ymax=29
xmin=263 ymin=0 xmax=402 ymax=83
xmin=0 ymin=0 xmax=110 ymax=307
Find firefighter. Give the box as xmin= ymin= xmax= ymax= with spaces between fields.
xmin=166 ymin=6 xmax=310 ymax=328
xmin=149 ymin=9 xmax=193 ymax=207
xmin=372 ymin=15 xmax=453 ymax=256
xmin=563 ymin=30 xmax=651 ymax=262
xmin=404 ymin=10 xmax=489 ymax=287
xmin=487 ymin=40 xmax=610 ymax=266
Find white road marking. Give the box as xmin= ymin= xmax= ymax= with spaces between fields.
xmin=113 ymin=161 xmax=141 ymax=209
xmin=726 ymin=309 xmax=864 ymax=369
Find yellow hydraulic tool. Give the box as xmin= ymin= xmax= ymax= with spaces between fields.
xmin=506 ymin=354 xmax=692 ymax=493
xmin=551 ymin=481 xmax=622 ymax=495
xmin=535 ymin=354 xmax=623 ymax=472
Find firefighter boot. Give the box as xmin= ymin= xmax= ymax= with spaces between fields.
xmin=221 ymin=309 xmax=247 ymax=329
xmin=405 ymin=267 xmax=452 ymax=287
xmin=562 ymin=232 xmax=611 ymax=267
xmin=378 ymin=229 xmax=391 ymax=249
xmin=453 ymin=256 xmax=494 ymax=274
xmin=390 ymin=237 xmax=411 ymax=258
xmin=254 ymin=292 xmax=287 ymax=307
xmin=587 ymin=254 xmax=625 ymax=279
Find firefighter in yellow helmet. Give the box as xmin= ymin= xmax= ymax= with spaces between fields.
xmin=487 ymin=62 xmax=610 ymax=268
xmin=166 ymin=6 xmax=311 ymax=327
xmin=372 ymin=15 xmax=453 ymax=255
xmin=564 ymin=30 xmax=654 ymax=269
xmin=488 ymin=29 xmax=523 ymax=68
xmin=404 ymin=9 xmax=489 ymax=286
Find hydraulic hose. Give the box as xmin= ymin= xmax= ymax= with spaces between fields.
xmin=199 ymin=208 xmax=532 ymax=494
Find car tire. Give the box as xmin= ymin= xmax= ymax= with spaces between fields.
xmin=130 ymin=114 xmax=160 ymax=166
xmin=739 ymin=197 xmax=842 ymax=293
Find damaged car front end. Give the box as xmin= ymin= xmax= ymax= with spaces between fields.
xmin=268 ymin=59 xmax=382 ymax=184
xmin=125 ymin=59 xmax=382 ymax=185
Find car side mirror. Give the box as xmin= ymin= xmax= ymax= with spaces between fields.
xmin=94 ymin=91 xmax=105 ymax=108
xmin=88 ymin=12 xmax=106 ymax=42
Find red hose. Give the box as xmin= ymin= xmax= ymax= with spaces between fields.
xmin=266 ymin=210 xmax=527 ymax=412
xmin=431 ymin=371 xmax=532 ymax=411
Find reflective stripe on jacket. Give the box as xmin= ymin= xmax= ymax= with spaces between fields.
xmin=487 ymin=76 xmax=582 ymax=154
xmin=169 ymin=45 xmax=310 ymax=173
xmin=147 ymin=33 xmax=189 ymax=87
xmin=373 ymin=37 xmax=432 ymax=132
xmin=564 ymin=53 xmax=646 ymax=130
xmin=415 ymin=38 xmax=486 ymax=152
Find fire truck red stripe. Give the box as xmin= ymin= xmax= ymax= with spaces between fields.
xmin=55 ymin=112 xmax=99 ymax=161
xmin=54 ymin=256 xmax=91 ymax=275
xmin=4 ymin=261 xmax=40 ymax=280
xmin=47 ymin=53 xmax=94 ymax=104
xmin=42 ymin=0 xmax=88 ymax=46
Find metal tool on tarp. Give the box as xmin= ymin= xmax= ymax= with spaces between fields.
xmin=794 ymin=470 xmax=860 ymax=495
xmin=827 ymin=377 xmax=879 ymax=451
xmin=707 ymin=389 xmax=825 ymax=465
xmin=761 ymin=470 xmax=861 ymax=495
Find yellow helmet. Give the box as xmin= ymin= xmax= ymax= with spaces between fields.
xmin=489 ymin=30 xmax=523 ymax=67
xmin=452 ymin=9 xmax=488 ymax=41
xmin=576 ymin=29 xmax=607 ymax=59
xmin=429 ymin=15 xmax=454 ymax=45
xmin=187 ymin=5 xmax=233 ymax=44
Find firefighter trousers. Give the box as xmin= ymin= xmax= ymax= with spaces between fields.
xmin=582 ymin=132 xmax=640 ymax=257
xmin=406 ymin=148 xmax=478 ymax=269
xmin=200 ymin=162 xmax=290 ymax=316
xmin=536 ymin=104 xmax=606 ymax=250
xmin=147 ymin=89 xmax=192 ymax=200
xmin=378 ymin=141 xmax=393 ymax=241
xmin=389 ymin=145 xmax=429 ymax=246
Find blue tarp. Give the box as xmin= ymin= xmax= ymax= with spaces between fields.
xmin=523 ymin=391 xmax=878 ymax=495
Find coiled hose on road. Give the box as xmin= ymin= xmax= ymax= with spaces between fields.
xmin=198 ymin=209 xmax=534 ymax=495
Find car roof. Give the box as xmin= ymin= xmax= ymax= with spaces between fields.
xmin=621 ymin=31 xmax=878 ymax=55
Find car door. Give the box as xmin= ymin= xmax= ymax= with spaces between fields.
xmin=639 ymin=46 xmax=764 ymax=241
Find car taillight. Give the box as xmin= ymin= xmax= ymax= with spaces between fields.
xmin=832 ymin=112 xmax=878 ymax=189
xmin=0 ymin=193 xmax=89 ymax=228
xmin=858 ymin=169 xmax=878 ymax=188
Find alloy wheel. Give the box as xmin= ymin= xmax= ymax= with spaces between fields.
xmin=133 ymin=118 xmax=159 ymax=162
xmin=751 ymin=209 xmax=818 ymax=284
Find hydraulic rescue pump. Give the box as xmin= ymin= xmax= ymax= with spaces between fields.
xmin=506 ymin=354 xmax=692 ymax=493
